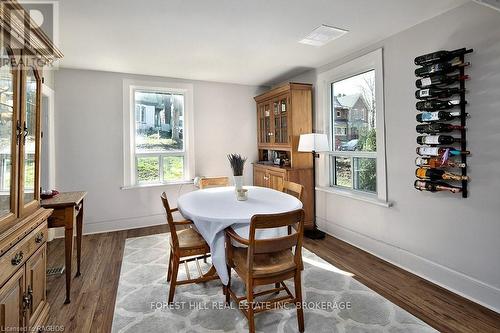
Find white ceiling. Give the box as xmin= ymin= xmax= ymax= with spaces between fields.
xmin=57 ymin=0 xmax=469 ymax=86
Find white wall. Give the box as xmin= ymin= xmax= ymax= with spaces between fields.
xmin=287 ymin=2 xmax=500 ymax=312
xmin=54 ymin=68 xmax=262 ymax=234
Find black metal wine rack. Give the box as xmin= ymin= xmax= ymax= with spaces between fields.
xmin=414 ymin=48 xmax=473 ymax=198
xmin=458 ymin=52 xmax=470 ymax=198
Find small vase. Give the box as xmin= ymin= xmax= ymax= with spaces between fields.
xmin=233 ymin=175 xmax=244 ymax=191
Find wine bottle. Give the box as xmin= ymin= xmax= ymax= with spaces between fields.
xmin=416 ymin=123 xmax=464 ymax=134
xmin=415 ymin=60 xmax=470 ymax=77
xmin=414 ymin=48 xmax=472 ymax=66
xmin=415 ymin=157 xmax=466 ymax=168
xmin=416 ymin=135 xmax=461 ymax=145
xmin=415 ymin=74 xmax=469 ymax=88
xmin=414 ymin=180 xmax=462 ymax=193
xmin=415 ymin=168 xmax=469 ymax=181
xmin=415 ymin=87 xmax=464 ymax=100
xmin=416 ymin=111 xmax=461 ymax=123
xmin=416 ymin=147 xmax=470 ymax=157
xmin=416 ymin=99 xmax=462 ymax=111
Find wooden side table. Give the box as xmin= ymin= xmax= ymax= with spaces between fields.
xmin=41 ymin=191 xmax=87 ymax=304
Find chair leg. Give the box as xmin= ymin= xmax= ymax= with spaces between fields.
xmin=167 ymin=250 xmax=173 ymax=282
xmin=247 ymin=280 xmax=255 ymax=333
xmin=168 ymin=255 xmax=180 ymax=304
xmin=225 ymin=265 xmax=232 ymax=304
xmin=294 ymin=270 xmax=305 ymax=333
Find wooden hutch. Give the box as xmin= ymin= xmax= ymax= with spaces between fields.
xmin=253 ymin=83 xmax=314 ymax=229
xmin=0 ymin=2 xmax=63 ymax=331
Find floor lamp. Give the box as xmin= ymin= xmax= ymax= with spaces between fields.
xmin=298 ymin=133 xmax=329 ymax=240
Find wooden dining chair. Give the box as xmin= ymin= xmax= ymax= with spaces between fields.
xmin=282 ymin=180 xmax=304 ymax=200
xmin=224 ymin=209 xmax=305 ymax=333
xmin=161 ymin=192 xmax=218 ymax=303
xmin=199 ymin=176 xmax=230 ymax=189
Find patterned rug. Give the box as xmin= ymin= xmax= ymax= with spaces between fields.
xmin=111 ymin=233 xmax=437 ymax=333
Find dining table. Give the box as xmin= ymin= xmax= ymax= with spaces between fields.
xmin=177 ymin=185 xmax=303 ymax=285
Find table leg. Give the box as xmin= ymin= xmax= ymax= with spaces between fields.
xmin=64 ymin=225 xmax=74 ymax=304
xmin=76 ymin=201 xmax=83 ymax=277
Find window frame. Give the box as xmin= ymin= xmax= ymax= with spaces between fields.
xmin=122 ymin=79 xmax=195 ymax=188
xmin=317 ymin=48 xmax=388 ymax=205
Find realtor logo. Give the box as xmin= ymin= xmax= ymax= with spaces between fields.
xmin=1 ymin=1 xmax=59 ymax=67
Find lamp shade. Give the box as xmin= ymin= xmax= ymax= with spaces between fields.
xmin=298 ymin=133 xmax=330 ymax=152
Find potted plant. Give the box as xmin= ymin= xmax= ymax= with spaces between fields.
xmin=228 ymin=153 xmax=247 ymax=191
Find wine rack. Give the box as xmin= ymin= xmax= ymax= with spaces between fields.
xmin=414 ymin=48 xmax=473 ymax=198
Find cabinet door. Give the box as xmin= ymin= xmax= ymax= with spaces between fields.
xmin=268 ymin=170 xmax=285 ymax=191
xmin=0 ymin=45 xmax=19 ymax=228
xmin=273 ymin=95 xmax=290 ymax=146
xmin=257 ymin=102 xmax=272 ymax=145
xmin=25 ymin=244 xmax=47 ymax=328
xmin=253 ymin=167 xmax=268 ymax=187
xmin=18 ymin=65 xmax=41 ymax=216
xmin=0 ymin=267 xmax=25 ymax=331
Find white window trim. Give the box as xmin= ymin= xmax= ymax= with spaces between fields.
xmin=122 ymin=79 xmax=195 ymax=188
xmin=317 ymin=48 xmax=389 ymax=205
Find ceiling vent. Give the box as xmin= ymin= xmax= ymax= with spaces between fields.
xmin=473 ymin=0 xmax=500 ymax=12
xmin=299 ymin=25 xmax=348 ymax=47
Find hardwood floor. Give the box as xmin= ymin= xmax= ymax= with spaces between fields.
xmin=305 ymin=236 xmax=500 ymax=333
xmin=45 ymin=225 xmax=500 ymax=333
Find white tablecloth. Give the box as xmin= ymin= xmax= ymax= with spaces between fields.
xmin=177 ymin=186 xmax=303 ymax=284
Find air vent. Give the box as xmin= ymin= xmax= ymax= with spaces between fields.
xmin=473 ymin=0 xmax=500 ymax=11
xmin=299 ymin=25 xmax=348 ymax=47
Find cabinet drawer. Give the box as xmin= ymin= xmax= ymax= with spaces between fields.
xmin=0 ymin=222 xmax=47 ymax=288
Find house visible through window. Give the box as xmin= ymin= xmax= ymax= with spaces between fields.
xmin=330 ymin=70 xmax=377 ymax=193
xmin=133 ymin=90 xmax=185 ymax=184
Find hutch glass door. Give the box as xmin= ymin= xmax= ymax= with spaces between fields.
xmin=0 ymin=46 xmax=18 ymax=226
xmin=258 ymin=102 xmax=272 ymax=144
xmin=19 ymin=66 xmax=40 ymax=214
xmin=273 ymin=95 xmax=288 ymax=145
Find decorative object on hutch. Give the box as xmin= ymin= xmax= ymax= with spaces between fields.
xmin=298 ymin=133 xmax=329 ymax=239
xmin=0 ymin=1 xmax=62 ymax=331
xmin=413 ymin=48 xmax=472 ymax=198
xmin=253 ymin=83 xmax=314 ymax=230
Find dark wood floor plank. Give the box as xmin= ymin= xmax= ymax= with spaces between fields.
xmin=90 ymin=230 xmax=127 ymax=333
xmin=45 ymin=226 xmax=500 ymax=333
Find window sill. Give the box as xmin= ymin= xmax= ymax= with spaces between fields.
xmin=121 ymin=180 xmax=194 ymax=190
xmin=316 ymin=186 xmax=392 ymax=208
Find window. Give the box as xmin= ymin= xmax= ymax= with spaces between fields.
xmin=330 ymin=70 xmax=377 ymax=193
xmin=123 ymin=80 xmax=194 ymax=187
xmin=334 ymin=126 xmax=347 ymax=136
xmin=317 ymin=49 xmax=387 ymax=204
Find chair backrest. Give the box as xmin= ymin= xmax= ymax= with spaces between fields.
xmin=160 ymin=192 xmax=179 ymax=248
xmin=199 ymin=176 xmax=230 ymax=189
xmin=282 ymin=181 xmax=304 ymax=201
xmin=247 ymin=209 xmax=304 ymax=270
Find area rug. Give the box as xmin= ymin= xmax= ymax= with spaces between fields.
xmin=111 ymin=233 xmax=437 ymax=333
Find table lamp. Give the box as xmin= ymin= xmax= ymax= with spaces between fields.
xmin=298 ymin=133 xmax=329 ymax=239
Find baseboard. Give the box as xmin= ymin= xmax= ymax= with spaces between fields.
xmin=50 ymin=214 xmax=166 ymax=239
xmin=316 ymin=217 xmax=500 ymax=314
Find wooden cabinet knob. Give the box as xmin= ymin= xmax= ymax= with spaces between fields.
xmin=11 ymin=251 xmax=23 ymax=266
xmin=35 ymin=232 xmax=44 ymax=243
